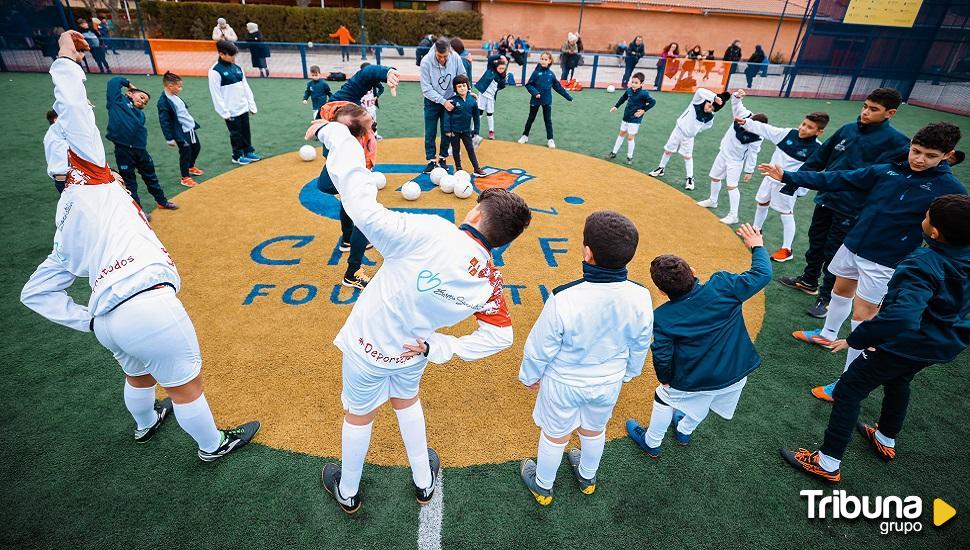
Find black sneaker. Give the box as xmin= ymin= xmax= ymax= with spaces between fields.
xmin=438 ymin=159 xmax=449 ymax=170
xmin=806 ymin=298 xmax=830 ymax=319
xmin=423 ymin=161 xmax=436 ymax=174
xmin=778 ymin=275 xmax=819 ymax=296
xmin=415 ymin=448 xmax=441 ymax=505
xmin=321 ymin=463 xmax=362 ymax=514
xmin=198 ymin=421 xmax=260 ymax=462
xmin=134 ymin=398 xmax=173 ymax=443
xmin=342 ymin=271 xmax=370 ymax=290
xmin=472 ymin=170 xmax=487 ymax=178
xmin=605 ymin=152 xmax=616 ymax=160
xmin=339 ymin=241 xmax=351 ymax=252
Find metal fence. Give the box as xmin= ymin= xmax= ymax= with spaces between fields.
xmin=2 ymin=37 xmax=967 ymax=116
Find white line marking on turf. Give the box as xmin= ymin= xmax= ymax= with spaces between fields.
xmin=416 ymin=472 xmax=444 ymax=550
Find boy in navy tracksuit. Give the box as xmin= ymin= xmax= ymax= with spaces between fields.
xmin=605 ymin=71 xmax=656 ymax=164
xmin=302 ymin=65 xmax=332 ymax=120
xmin=157 ymin=71 xmax=203 ymax=188
xmin=627 ymin=224 xmax=771 ymax=456
xmin=517 ymin=52 xmax=573 ymax=149
xmin=105 ymin=76 xmax=178 ymax=211
xmin=782 ymin=194 xmax=970 ymax=483
xmin=778 ymin=88 xmax=911 ymax=318
xmin=763 ymin=122 xmax=966 ymax=401
xmin=330 ymin=63 xmax=395 ymax=105
xmin=475 ymin=54 xmax=507 ymax=140
xmin=444 ymin=75 xmax=485 ymax=177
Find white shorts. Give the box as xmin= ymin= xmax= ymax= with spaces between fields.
xmin=620 ymin=121 xmax=641 ymax=135
xmin=755 ymin=178 xmax=796 ymax=213
xmin=532 ymin=378 xmax=623 ymax=437
xmin=365 ymin=106 xmax=378 ymax=123
xmin=477 ymin=93 xmax=495 ymax=114
xmin=656 ymin=377 xmax=747 ymax=423
xmin=341 ymin=352 xmax=427 ymax=415
xmin=93 ymin=286 xmax=202 ymax=388
xmin=826 ymin=245 xmax=895 ymax=305
xmin=708 ymin=152 xmax=745 ymax=186
xmin=664 ymin=126 xmax=694 ymax=156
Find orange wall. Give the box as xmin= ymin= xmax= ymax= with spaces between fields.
xmin=480 ymin=3 xmax=802 ymax=61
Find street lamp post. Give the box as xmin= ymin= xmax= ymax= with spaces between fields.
xmin=359 ymin=0 xmax=367 ymax=60
xmin=578 ymin=0 xmax=586 ymax=34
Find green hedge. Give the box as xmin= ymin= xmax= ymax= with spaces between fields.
xmin=140 ymin=1 xmax=482 ymax=45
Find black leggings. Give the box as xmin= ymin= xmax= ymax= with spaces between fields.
xmin=450 ymin=132 xmax=480 ymax=171
xmin=523 ymin=104 xmax=553 ymax=139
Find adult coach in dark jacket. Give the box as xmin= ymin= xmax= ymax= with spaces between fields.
xmin=106 ymin=77 xmax=177 ymax=210
xmin=779 ymin=88 xmax=910 ymax=317
xmin=622 ymin=35 xmax=645 ymax=88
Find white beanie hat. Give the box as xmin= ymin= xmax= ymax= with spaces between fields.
xmin=567 ymin=32 xmax=578 ymax=43
xmin=246 ymin=22 xmax=258 ymax=33
xmin=217 ymin=18 xmax=227 ymax=26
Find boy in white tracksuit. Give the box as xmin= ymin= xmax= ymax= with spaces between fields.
xmin=697 ymin=90 xmax=765 ymax=225
xmin=738 ymin=107 xmax=829 ymax=262
xmin=21 ymin=33 xmax=259 ymax=463
xmin=208 ymin=39 xmax=260 ymax=164
xmin=313 ymin=114 xmax=532 ymax=514
xmin=518 ymin=211 xmax=653 ymax=505
xmin=649 ymin=88 xmax=724 ymax=190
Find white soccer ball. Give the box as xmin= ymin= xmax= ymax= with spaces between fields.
xmin=455 ymin=170 xmax=471 ymax=184
xmin=439 ymin=174 xmax=456 ymax=194
xmin=607 ymin=85 xmax=616 ymax=93
xmin=298 ymin=144 xmax=317 ymax=161
xmin=371 ymin=172 xmax=387 ymax=189
xmin=430 ymin=166 xmax=447 ymax=185
xmin=454 ymin=180 xmax=473 ymax=199
xmin=307 ymin=41 xmax=314 ymax=48
xmin=401 ymin=180 xmax=421 ymax=200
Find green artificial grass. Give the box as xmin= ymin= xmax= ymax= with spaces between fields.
xmin=0 ymin=72 xmax=967 ymax=549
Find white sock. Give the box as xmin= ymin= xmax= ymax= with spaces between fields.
xmin=875 ymin=430 xmax=896 ymax=447
xmin=172 ymin=393 xmax=222 ymax=453
xmin=395 ymin=401 xmax=432 ymax=490
xmin=124 ymin=381 xmax=158 ymax=430
xmin=684 ymin=157 xmax=694 ymax=178
xmin=578 ymin=432 xmax=606 ymax=479
xmin=817 ymin=450 xmax=841 ymax=472
xmin=612 ymin=136 xmax=624 ymax=154
xmin=659 ymin=152 xmax=672 ymax=168
xmin=338 ymin=420 xmax=373 ymax=499
xmin=676 ymin=412 xmax=703 ymax=435
xmin=781 ymin=213 xmax=796 ymax=250
xmin=645 ymin=394 xmax=673 ymax=448
xmin=535 ymin=432 xmax=566 ymax=490
xmin=709 ymin=180 xmax=722 ymax=203
xmin=627 ymin=138 xmax=636 ymax=158
xmin=727 ymin=187 xmax=740 ymax=217
xmin=820 ymin=293 xmax=853 ymax=341
xmin=487 ymin=114 xmax=494 ymax=132
xmin=844 ymin=319 xmax=863 ymax=372
xmin=753 ymin=204 xmax=769 ymax=229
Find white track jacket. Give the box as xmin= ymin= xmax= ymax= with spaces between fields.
xmin=519 ymin=271 xmax=654 ymax=387
xmin=43 ymin=120 xmax=68 ymax=179
xmin=715 ymin=92 xmax=763 ymax=172
xmin=21 ymin=59 xmax=180 ymax=332
xmin=674 ymin=88 xmax=719 ymax=138
xmin=318 ymin=122 xmax=513 ymax=369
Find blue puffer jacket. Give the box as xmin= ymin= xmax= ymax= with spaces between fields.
xmin=614 ymin=88 xmax=656 ymax=123
xmin=444 ymin=93 xmax=480 ymax=134
xmin=781 ymin=161 xmax=967 ymax=267
xmin=332 ymin=64 xmax=391 ymax=104
xmin=105 ymin=77 xmax=147 ymax=149
xmin=652 ymin=247 xmax=772 ymax=391
xmin=848 ymin=237 xmax=970 ymax=364
xmin=474 ymin=55 xmax=507 ymax=95
xmin=799 ymin=117 xmax=910 ymax=218
xmin=524 ymin=65 xmax=572 ymax=106
xmin=304 ymin=79 xmax=332 ymax=111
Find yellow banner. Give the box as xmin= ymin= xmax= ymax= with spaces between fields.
xmin=844 ymin=0 xmax=924 ymax=27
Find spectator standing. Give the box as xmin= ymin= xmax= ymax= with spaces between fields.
xmin=78 ymin=18 xmax=110 ymax=74
xmin=724 ymin=39 xmax=742 ymax=80
xmin=96 ymin=17 xmax=119 ymax=54
xmin=246 ymin=22 xmax=271 ymax=78
xmin=655 ymin=42 xmax=680 ymax=90
xmin=744 ymin=45 xmax=767 ymax=88
xmin=330 ymin=25 xmax=356 ymax=62
xmin=212 ymin=18 xmax=238 ymax=42
xmin=560 ymin=32 xmax=581 ymax=81
xmin=622 ymin=35 xmax=645 ymax=88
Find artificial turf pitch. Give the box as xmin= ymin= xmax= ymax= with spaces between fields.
xmin=0 ymin=72 xmax=967 ymax=549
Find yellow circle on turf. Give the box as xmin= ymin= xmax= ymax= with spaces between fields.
xmin=151 ymin=138 xmax=764 ymax=466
